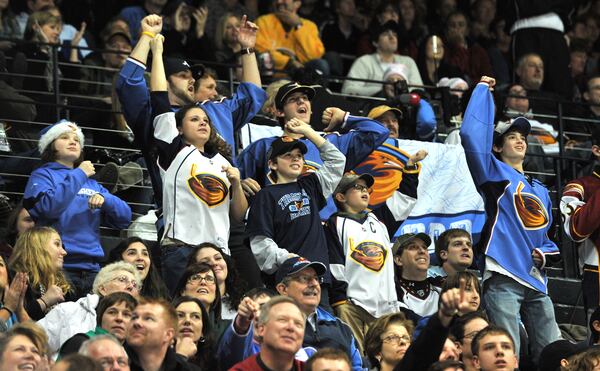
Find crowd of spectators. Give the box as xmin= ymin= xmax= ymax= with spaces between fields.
xmin=2 ymin=0 xmax=600 ymax=370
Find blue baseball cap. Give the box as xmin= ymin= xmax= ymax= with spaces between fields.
xmin=276 ymin=257 xmax=327 ymax=284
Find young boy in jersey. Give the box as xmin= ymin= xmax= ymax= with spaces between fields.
xmin=393 ymin=232 xmax=441 ymax=323
xmin=471 ymin=325 xmax=519 ymax=371
xmin=246 ymin=116 xmax=345 ymax=289
xmin=428 ymin=228 xmax=474 ymax=281
xmin=326 ymin=150 xmax=426 ymax=351
xmin=460 ymin=76 xmax=560 ymax=363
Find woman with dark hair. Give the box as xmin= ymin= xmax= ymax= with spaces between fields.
xmin=0 ymin=202 xmax=35 ymax=259
xmin=173 ymin=296 xmax=218 ymax=369
xmin=417 ymin=34 xmax=462 ymax=86
xmin=364 ymin=312 xmax=415 ymax=371
xmin=397 ymin=0 xmax=428 ymax=60
xmin=57 ymin=291 xmax=137 ymax=358
xmin=148 ymin=33 xmax=248 ymax=293
xmin=186 ymin=243 xmax=246 ymax=319
xmin=108 ymin=237 xmax=169 ymax=299
xmin=22 ymin=121 xmax=131 ymax=298
xmin=173 ymin=263 xmax=228 ymax=339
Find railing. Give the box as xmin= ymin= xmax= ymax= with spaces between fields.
xmin=0 ymin=39 xmax=594 ymax=277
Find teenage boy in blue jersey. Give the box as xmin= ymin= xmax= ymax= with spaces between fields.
xmin=460 ymin=76 xmax=561 ymax=363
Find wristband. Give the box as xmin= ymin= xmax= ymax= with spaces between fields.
xmin=141 ymin=31 xmax=156 ymax=39
xmin=39 ymin=297 xmax=48 ymax=309
xmin=1 ymin=307 xmax=13 ymax=317
xmin=239 ymin=47 xmax=255 ymax=55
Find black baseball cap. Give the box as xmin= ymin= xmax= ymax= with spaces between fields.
xmin=164 ymin=58 xmax=192 ymax=77
xmin=392 ymin=232 xmax=432 ymax=256
xmin=267 ymin=136 xmax=308 ymax=160
xmin=276 ymin=257 xmax=327 ymax=284
xmin=370 ymin=20 xmax=399 ymax=43
xmin=275 ymin=82 xmax=316 ymax=110
xmin=334 ymin=173 xmax=375 ymax=196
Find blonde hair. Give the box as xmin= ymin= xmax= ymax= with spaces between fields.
xmin=262 ymin=79 xmax=291 ymax=117
xmin=9 ymin=226 xmax=71 ymax=294
xmin=215 ymin=13 xmax=240 ymax=51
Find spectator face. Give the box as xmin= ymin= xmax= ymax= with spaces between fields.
xmin=572 ymin=22 xmax=589 ymax=40
xmin=473 ymin=0 xmax=495 ymax=26
xmin=101 ymin=301 xmax=134 ymax=343
xmin=377 ymin=4 xmax=399 ymax=24
xmin=281 ymin=92 xmax=312 ymax=124
xmin=310 ymin=358 xmax=351 ymax=371
xmin=336 ymin=0 xmax=356 ymax=18
xmin=179 ymin=107 xmax=211 ymax=146
xmin=194 ymin=76 xmax=218 ymax=102
xmin=270 ymin=148 xmax=305 ymax=181
xmin=176 ymin=301 xmax=204 ymax=343
xmin=275 ymin=0 xmax=301 ymax=13
xmin=182 ymin=270 xmax=217 ymax=309
xmin=223 ymin=16 xmax=240 ymax=45
xmin=0 ymin=256 xmax=7 ymax=291
xmin=376 ymin=110 xmax=400 ymax=138
xmin=517 ymin=55 xmax=544 ymax=90
xmin=394 ymin=239 xmax=430 ymax=278
xmin=439 ymin=338 xmax=461 ymax=361
xmin=104 ymin=35 xmax=132 ymax=69
xmin=16 ymin=208 xmax=35 ymax=236
xmin=85 ymin=338 xmax=130 ymax=371
xmin=446 ymin=13 xmax=468 ymax=43
xmin=277 ymin=267 xmax=321 ymax=314
xmin=473 ymin=334 xmax=518 ymax=371
xmin=376 ymin=30 xmax=398 ymax=54
xmin=493 ymin=130 xmax=527 ymax=163
xmin=458 ymin=317 xmax=488 ymax=360
xmin=168 ymin=71 xmax=195 ymax=105
xmin=462 ymin=278 xmax=480 ymax=312
xmin=425 ymin=35 xmax=445 ymax=61
xmin=121 ymin=242 xmax=151 ymax=281
xmin=1 ymin=335 xmax=42 ymax=371
xmin=46 ymin=231 xmax=66 ymax=270
xmin=256 ymin=302 xmax=305 ymax=354
xmin=340 ymin=179 xmax=371 ymax=213
xmin=127 ymin=303 xmax=175 ymax=350
xmin=378 ymin=322 xmax=411 ymax=367
xmin=0 ymin=0 xmax=8 ymax=11
xmin=440 ymin=235 xmax=472 ymax=271
xmin=398 ymin=0 xmax=415 ymax=25
xmin=585 ymin=77 xmax=600 ymax=105
xmin=438 ymin=0 xmax=457 ymax=20
xmin=40 ymin=21 xmax=62 ymax=44
xmin=53 ymin=131 xmax=82 ymax=165
xmin=571 ymin=51 xmax=588 ymax=77
xmin=505 ymin=85 xmax=529 ymax=113
xmin=193 ymin=247 xmax=228 ymax=288
xmin=587 ymin=18 xmax=600 ymax=44
xmin=99 ymin=270 xmax=140 ymax=297
xmin=28 ymin=0 xmax=54 ymax=12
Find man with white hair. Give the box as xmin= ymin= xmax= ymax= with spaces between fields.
xmin=79 ymin=335 xmax=130 ymax=371
xmin=38 ymin=261 xmax=142 ymax=355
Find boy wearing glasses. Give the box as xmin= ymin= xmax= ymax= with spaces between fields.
xmin=246 ymin=118 xmax=345 ymax=289
xmin=325 ymin=150 xmax=425 ymax=353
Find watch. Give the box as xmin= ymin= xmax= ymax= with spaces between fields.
xmin=240 ymin=47 xmax=255 ymax=55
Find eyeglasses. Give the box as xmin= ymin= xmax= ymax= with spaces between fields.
xmin=290 ymin=274 xmax=323 ymax=284
xmin=188 ymin=274 xmax=216 ymax=285
xmin=349 ymin=184 xmax=372 ymax=193
xmin=111 ymin=275 xmax=139 ymax=289
xmin=382 ymin=334 xmax=411 ymax=345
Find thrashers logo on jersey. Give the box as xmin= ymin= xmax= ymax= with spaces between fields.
xmin=349 ymin=239 xmax=387 ymax=272
xmin=278 ymin=189 xmax=311 ymax=220
xmin=354 ymin=143 xmax=411 ymax=206
xmin=512 ymin=181 xmax=549 ymax=230
xmin=187 ymin=172 xmax=229 ymax=207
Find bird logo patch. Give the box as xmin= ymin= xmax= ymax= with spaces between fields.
xmin=349 ymin=239 xmax=387 ymax=272
xmin=187 ymin=167 xmax=228 ymax=207
xmin=513 ymin=181 xmax=549 ymax=229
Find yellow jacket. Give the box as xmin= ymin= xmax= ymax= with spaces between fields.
xmin=255 ymin=13 xmax=325 ymax=71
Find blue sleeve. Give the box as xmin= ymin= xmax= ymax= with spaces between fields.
xmin=23 ymin=168 xmax=88 ymax=221
xmin=116 ymin=59 xmax=153 ymax=149
xmin=459 ymin=83 xmax=501 ymax=185
xmin=98 ymin=186 xmax=132 ymax=229
xmin=238 ymin=139 xmax=269 ymax=182
xmin=219 ymin=82 xmax=267 ymax=132
xmin=327 ymin=115 xmax=390 ymax=170
xmin=416 ymin=99 xmax=437 ymax=141
xmin=349 ymin=337 xmax=364 ymax=371
xmin=217 ymin=322 xmax=255 ymax=370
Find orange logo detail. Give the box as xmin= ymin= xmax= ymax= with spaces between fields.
xmin=187 ymin=165 xmax=228 ymax=207
xmin=513 ymin=182 xmax=549 ymax=229
xmin=350 ymin=239 xmax=387 ymax=272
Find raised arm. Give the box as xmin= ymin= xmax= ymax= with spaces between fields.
xmin=238 ymin=15 xmax=261 ymax=87
xmin=150 ymin=34 xmax=167 ymax=92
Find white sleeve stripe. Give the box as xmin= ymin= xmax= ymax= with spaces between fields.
xmin=127 ymin=57 xmax=146 ymax=70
